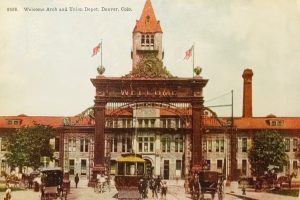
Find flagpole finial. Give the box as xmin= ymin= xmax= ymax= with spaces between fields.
xmin=194 ymin=66 xmax=202 ymax=77
xmin=97 ymin=65 xmax=105 ymax=76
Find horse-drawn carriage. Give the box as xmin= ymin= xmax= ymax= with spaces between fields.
xmin=40 ymin=167 xmax=67 ymax=200
xmin=189 ymin=171 xmax=224 ymax=200
xmin=114 ymin=153 xmax=145 ymax=199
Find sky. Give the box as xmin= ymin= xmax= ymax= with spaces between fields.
xmin=0 ymin=0 xmax=300 ymax=117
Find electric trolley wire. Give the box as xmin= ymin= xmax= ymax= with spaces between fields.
xmin=205 ymin=91 xmax=232 ymax=103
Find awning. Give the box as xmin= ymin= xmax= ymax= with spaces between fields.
xmin=117 ymin=155 xmax=145 ymax=163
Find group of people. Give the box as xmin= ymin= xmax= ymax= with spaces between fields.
xmin=138 ymin=175 xmax=168 ymax=200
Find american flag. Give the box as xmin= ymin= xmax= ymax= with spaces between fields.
xmin=184 ymin=45 xmax=194 ymax=60
xmin=91 ymin=43 xmax=101 ymax=57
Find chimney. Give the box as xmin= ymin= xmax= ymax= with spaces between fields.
xmin=242 ymin=68 xmax=253 ymax=118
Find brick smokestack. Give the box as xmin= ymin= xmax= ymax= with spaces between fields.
xmin=242 ymin=68 xmax=253 ymax=118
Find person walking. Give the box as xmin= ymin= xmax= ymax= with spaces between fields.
xmin=160 ymin=181 xmax=168 ymax=200
xmin=155 ymin=175 xmax=162 ymax=193
xmin=150 ymin=176 xmax=158 ymax=199
xmin=74 ymin=173 xmax=79 ymax=188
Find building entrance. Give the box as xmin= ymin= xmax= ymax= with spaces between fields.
xmin=145 ymin=159 xmax=152 ymax=176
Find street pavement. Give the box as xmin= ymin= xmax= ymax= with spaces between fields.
xmin=0 ymin=178 xmax=299 ymax=200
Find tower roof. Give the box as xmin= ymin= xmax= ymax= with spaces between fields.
xmin=133 ymin=0 xmax=162 ymax=33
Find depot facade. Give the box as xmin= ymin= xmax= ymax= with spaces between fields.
xmin=1 ymin=0 xmax=300 ymax=182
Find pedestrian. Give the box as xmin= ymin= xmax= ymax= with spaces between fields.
xmin=138 ymin=178 xmax=144 ymax=199
xmin=155 ymin=175 xmax=162 ymax=193
xmin=184 ymin=178 xmax=189 ymax=194
xmin=4 ymin=185 xmax=12 ymax=200
xmin=150 ymin=176 xmax=158 ymax=199
xmin=160 ymin=181 xmax=168 ymax=200
xmin=74 ymin=173 xmax=79 ymax=188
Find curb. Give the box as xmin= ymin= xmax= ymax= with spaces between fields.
xmin=226 ymin=192 xmax=258 ymax=200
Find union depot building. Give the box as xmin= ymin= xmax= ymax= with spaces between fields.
xmin=1 ymin=0 xmax=300 ymax=182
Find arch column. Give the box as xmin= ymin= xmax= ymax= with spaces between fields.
xmin=92 ymin=102 xmax=106 ymax=180
xmin=191 ymin=102 xmax=203 ymax=172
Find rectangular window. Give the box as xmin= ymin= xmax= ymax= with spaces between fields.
xmin=138 ymin=119 xmax=143 ymax=128
xmin=111 ymin=137 xmax=117 ymax=152
xmin=216 ymin=139 xmax=220 ymax=152
xmin=150 ymin=119 xmax=155 ymax=128
xmin=141 ymin=35 xmax=145 ymax=46
xmin=80 ymin=139 xmax=89 ymax=152
xmin=161 ymin=119 xmax=166 ymax=128
xmin=220 ymin=139 xmax=224 ymax=152
xmin=150 ymin=137 xmax=154 ymax=152
xmin=1 ymin=160 xmax=6 ymax=172
xmin=128 ymin=119 xmax=132 ymax=128
xmin=285 ymin=139 xmax=290 ymax=152
xmin=242 ymin=138 xmax=247 ymax=152
xmin=150 ymin=35 xmax=154 ymax=46
xmin=175 ymin=137 xmax=183 ymax=152
xmin=138 ymin=137 xmax=154 ymax=153
xmin=1 ymin=138 xmax=7 ymax=151
xmin=167 ymin=119 xmax=171 ymax=128
xmin=176 ymin=160 xmax=181 ymax=170
xmin=122 ymin=137 xmax=132 ymax=153
xmin=138 ymin=137 xmax=143 ymax=152
xmin=162 ymin=137 xmax=171 ymax=153
xmin=122 ymin=119 xmax=126 ymax=128
xmin=208 ymin=140 xmax=212 ymax=152
xmin=144 ymin=137 xmax=149 ymax=152
xmin=69 ymin=159 xmax=75 ymax=175
xmin=122 ymin=137 xmax=126 ymax=152
xmin=242 ymin=159 xmax=247 ymax=176
xmin=55 ymin=138 xmax=60 ymax=152
xmin=68 ymin=138 xmax=76 ymax=152
xmin=293 ymin=139 xmax=298 ymax=152
xmin=217 ymin=160 xmax=222 ymax=169
xmin=205 ymin=160 xmax=211 ymax=170
xmin=175 ymin=119 xmax=180 ymax=128
xmin=144 ymin=119 xmax=149 ymax=128
xmin=293 ymin=160 xmax=298 ymax=170
xmin=81 ymin=159 xmax=87 ymax=175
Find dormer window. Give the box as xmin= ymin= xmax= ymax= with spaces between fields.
xmin=266 ymin=119 xmax=284 ymax=126
xmin=141 ymin=34 xmax=154 ymax=47
xmin=6 ymin=119 xmax=22 ymax=125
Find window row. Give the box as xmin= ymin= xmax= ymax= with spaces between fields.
xmin=285 ymin=138 xmax=298 ymax=152
xmin=68 ymin=138 xmax=90 ymax=152
xmin=203 ymin=139 xmax=225 ymax=153
xmin=110 ymin=136 xmax=184 ymax=153
xmin=106 ymin=118 xmax=187 ymax=129
xmin=141 ymin=34 xmax=154 ymax=47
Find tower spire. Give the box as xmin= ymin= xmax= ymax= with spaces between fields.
xmin=133 ymin=0 xmax=162 ymax=33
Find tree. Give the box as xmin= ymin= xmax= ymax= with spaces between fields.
xmin=5 ymin=123 xmax=54 ymax=171
xmin=248 ymin=130 xmax=288 ymax=176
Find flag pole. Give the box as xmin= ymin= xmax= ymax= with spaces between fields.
xmin=101 ymin=39 xmax=103 ymax=67
xmin=192 ymin=43 xmax=195 ymax=78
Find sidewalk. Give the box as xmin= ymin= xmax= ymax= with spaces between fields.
xmin=1 ymin=178 xmax=299 ymax=200
xmin=226 ymin=187 xmax=299 ymax=200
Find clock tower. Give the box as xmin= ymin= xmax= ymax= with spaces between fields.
xmin=131 ymin=0 xmax=164 ymax=70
